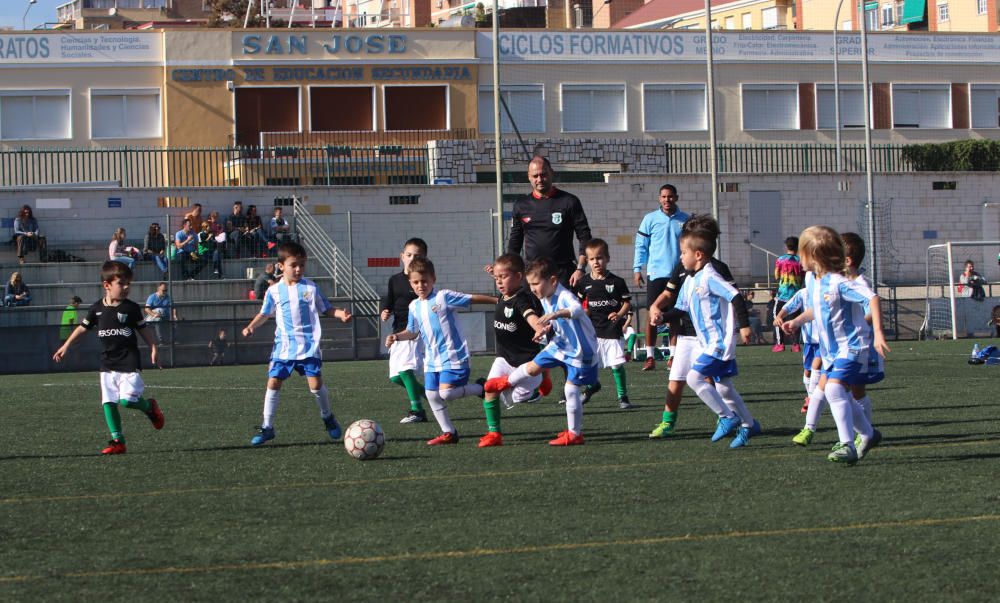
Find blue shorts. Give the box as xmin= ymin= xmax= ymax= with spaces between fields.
xmin=802 ymin=343 xmax=820 ymax=370
xmin=692 ymin=353 xmax=738 ymax=382
xmin=424 ymin=366 xmax=470 ymax=391
xmin=826 ymin=358 xmax=866 ymax=384
xmin=268 ymin=357 xmax=322 ymax=379
xmin=534 ymin=348 xmax=598 ymax=386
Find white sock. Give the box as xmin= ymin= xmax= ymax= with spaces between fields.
xmin=311 ymin=386 xmax=331 ymax=419
xmin=563 ymin=382 xmax=583 ymax=435
xmin=805 ymin=388 xmax=826 ymax=431
xmin=440 ymin=383 xmax=483 ymax=401
xmin=851 ymin=397 xmax=874 ymax=439
xmin=716 ymin=377 xmax=754 ymax=427
xmin=856 ymin=396 xmax=873 ymax=424
xmin=425 ymin=390 xmax=456 ymax=434
xmin=262 ymin=388 xmax=280 ymax=428
xmin=825 ymin=382 xmax=857 ymax=448
xmin=686 ymin=371 xmax=732 ymax=418
xmin=645 ymin=345 xmax=656 ymax=357
xmin=803 ymin=374 xmax=811 ymax=395
xmin=508 ymin=365 xmax=531 ymax=387
xmin=808 ymin=370 xmax=822 ymax=397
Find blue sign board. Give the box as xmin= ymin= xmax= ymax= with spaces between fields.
xmin=108 ymin=198 xmax=122 ymax=208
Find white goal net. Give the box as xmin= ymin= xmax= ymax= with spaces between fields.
xmin=924 ymin=241 xmax=1000 ymax=339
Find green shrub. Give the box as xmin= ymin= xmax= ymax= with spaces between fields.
xmin=902 ymin=140 xmax=1000 ymax=171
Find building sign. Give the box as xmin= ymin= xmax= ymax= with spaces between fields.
xmin=169 ymin=65 xmax=472 ymax=83
xmin=0 ymin=33 xmax=161 ymax=65
xmin=477 ymin=31 xmax=1000 ymax=64
xmin=234 ymin=31 xmax=476 ymax=62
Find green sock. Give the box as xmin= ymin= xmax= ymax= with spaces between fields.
xmin=399 ymin=370 xmax=425 ymax=412
xmin=611 ymin=366 xmax=628 ymax=398
xmin=626 ymin=334 xmax=637 ymax=353
xmin=483 ymin=398 xmax=501 ymax=433
xmin=390 ymin=375 xmax=405 ymax=388
xmin=662 ymin=410 xmax=678 ymax=425
xmin=103 ymin=403 xmax=123 ymax=441
xmin=122 ymin=397 xmax=150 ymax=413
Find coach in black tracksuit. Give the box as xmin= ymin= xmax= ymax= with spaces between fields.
xmin=506 ymin=156 xmax=593 ymax=288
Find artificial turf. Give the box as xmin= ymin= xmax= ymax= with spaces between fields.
xmin=1 ymin=340 xmax=998 ymax=601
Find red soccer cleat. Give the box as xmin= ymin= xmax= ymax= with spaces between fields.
xmin=801 ymin=397 xmax=810 ymax=414
xmin=146 ymin=398 xmax=165 ymax=430
xmin=791 ymin=344 xmax=802 ymax=353
xmin=548 ymin=430 xmax=585 ymax=446
xmin=484 ymin=376 xmax=511 ymax=394
xmin=427 ymin=432 xmax=459 ymax=446
xmin=101 ymin=439 xmax=127 ymax=455
xmin=538 ymin=370 xmax=553 ymax=397
xmin=642 ymin=357 xmax=656 ymax=371
xmin=478 ymin=432 xmax=504 ymax=447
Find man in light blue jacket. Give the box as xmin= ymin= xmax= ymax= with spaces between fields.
xmin=633 ymin=184 xmax=689 ymax=370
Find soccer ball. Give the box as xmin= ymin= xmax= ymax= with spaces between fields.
xmin=343 ymin=419 xmax=385 ymax=461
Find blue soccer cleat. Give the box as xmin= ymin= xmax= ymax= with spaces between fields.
xmin=323 ymin=414 xmax=342 ymax=441
xmin=730 ymin=419 xmax=760 ymax=449
xmin=250 ymin=426 xmax=275 ymax=447
xmin=711 ymin=416 xmax=741 ymax=442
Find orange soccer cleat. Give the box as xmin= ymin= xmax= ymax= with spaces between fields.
xmin=483 ymin=376 xmax=511 ymax=394
xmin=101 ymin=439 xmax=127 ymax=455
xmin=146 ymin=398 xmax=165 ymax=430
xmin=427 ymin=432 xmax=459 ymax=446
xmin=538 ymin=370 xmax=553 ymax=397
xmin=478 ymin=432 xmax=504 ymax=448
xmin=548 ymin=430 xmax=585 ymax=446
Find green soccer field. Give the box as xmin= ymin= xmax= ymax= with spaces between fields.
xmin=1 ymin=340 xmax=998 ymax=601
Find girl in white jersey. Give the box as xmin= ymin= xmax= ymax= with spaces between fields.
xmin=782 ymin=226 xmax=889 ymax=465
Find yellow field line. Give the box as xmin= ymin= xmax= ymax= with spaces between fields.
xmin=1 ymin=513 xmax=997 ymax=584
xmin=1 ymin=436 xmax=995 ymax=506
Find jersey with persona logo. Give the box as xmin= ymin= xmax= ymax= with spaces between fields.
xmin=81 ymin=298 xmax=147 ymax=372
xmin=574 ymin=271 xmax=631 ymax=339
xmin=493 ymin=289 xmax=542 ymax=366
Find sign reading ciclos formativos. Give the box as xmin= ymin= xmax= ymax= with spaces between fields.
xmin=0 ymin=33 xmax=161 ymax=64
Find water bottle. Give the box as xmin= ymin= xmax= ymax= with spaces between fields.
xmin=969 ymin=343 xmax=982 ymax=365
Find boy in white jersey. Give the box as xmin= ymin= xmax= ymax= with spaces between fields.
xmin=381 ymin=237 xmax=428 ymax=424
xmin=242 ymin=242 xmax=353 ymax=447
xmin=485 ymin=257 xmax=599 ymax=446
xmin=781 ymin=226 xmax=889 ymax=465
xmin=385 ymin=257 xmax=496 ymax=446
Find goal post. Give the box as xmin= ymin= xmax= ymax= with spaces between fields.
xmin=924 ymin=241 xmax=1000 ymax=340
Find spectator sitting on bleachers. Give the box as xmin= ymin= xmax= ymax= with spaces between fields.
xmin=174 ymin=218 xmax=202 ymax=280
xmin=267 ymin=206 xmax=291 ymax=251
xmin=225 ymin=201 xmax=245 ymax=258
xmin=4 ymin=271 xmax=31 ymax=307
xmin=243 ymin=205 xmax=267 ymax=257
xmin=13 ymin=205 xmax=39 ymax=265
xmin=109 ymin=227 xmax=140 ymax=269
xmin=253 ymin=261 xmax=279 ymax=300
xmin=143 ymin=222 xmax=169 ymax=278
xmin=184 ymin=203 xmax=204 ymax=233
xmin=145 ymin=282 xmax=178 ymax=344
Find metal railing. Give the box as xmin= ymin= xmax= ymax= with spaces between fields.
xmin=745 ymin=240 xmax=782 ymax=289
xmin=258 ymin=129 xmax=477 ymax=149
xmin=665 ymin=143 xmax=913 ymax=174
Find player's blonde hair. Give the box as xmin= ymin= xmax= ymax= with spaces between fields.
xmin=799 ymin=225 xmax=845 ymax=275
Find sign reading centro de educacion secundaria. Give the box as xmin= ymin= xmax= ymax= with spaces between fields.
xmin=171 ymin=65 xmax=472 ymax=82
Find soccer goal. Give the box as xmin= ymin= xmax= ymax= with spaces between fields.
xmin=924 ymin=241 xmax=1000 ymax=339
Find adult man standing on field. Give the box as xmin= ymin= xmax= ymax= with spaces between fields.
xmin=506 ymin=156 xmax=592 ymax=288
xmin=633 ymin=184 xmax=689 ymax=371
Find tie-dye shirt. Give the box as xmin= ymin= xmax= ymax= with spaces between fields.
xmin=774 ymin=253 xmax=804 ymax=302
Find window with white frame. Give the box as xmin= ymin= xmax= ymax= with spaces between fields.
xmin=761 ymin=7 xmax=778 ymax=29
xmin=561 ymin=84 xmax=626 ymax=133
xmin=742 ymin=12 xmax=752 ymax=29
xmin=0 ymin=90 xmax=71 ymax=141
xmin=881 ymin=4 xmax=894 ymax=27
xmin=643 ymin=84 xmax=706 ymax=131
xmin=895 ymin=1 xmax=904 ymax=21
xmin=90 ymin=88 xmax=161 ymax=139
xmin=741 ymin=84 xmax=798 ymax=130
xmin=937 ymin=2 xmax=949 ymax=22
xmin=978 ymin=0 xmax=988 ymax=14
xmin=725 ymin=16 xmax=735 ymax=29
xmin=478 ymin=85 xmax=545 ymax=134
xmin=865 ymin=7 xmax=879 ymax=30
xmin=892 ymin=84 xmax=951 ymax=129
xmin=970 ymin=84 xmax=1000 ymax=128
xmin=816 ymin=84 xmax=866 ymax=129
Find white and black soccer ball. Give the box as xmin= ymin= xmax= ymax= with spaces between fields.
xmin=343 ymin=419 xmax=385 ymax=461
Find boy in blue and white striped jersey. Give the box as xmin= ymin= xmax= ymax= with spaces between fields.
xmin=242 ymin=242 xmax=353 ymax=447
xmin=386 ymin=257 xmax=497 ymax=446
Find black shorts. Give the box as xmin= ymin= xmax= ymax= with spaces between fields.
xmin=647 ymin=277 xmax=670 ymax=308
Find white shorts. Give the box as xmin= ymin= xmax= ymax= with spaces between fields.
xmin=100 ymin=371 xmax=145 ymax=404
xmin=488 ymin=357 xmax=542 ymax=404
xmin=388 ymin=338 xmax=423 ymax=378
xmin=668 ymin=336 xmax=702 ymax=382
xmin=597 ymin=338 xmax=627 ymax=368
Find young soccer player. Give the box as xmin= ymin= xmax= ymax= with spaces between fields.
xmin=380 ymin=237 xmax=429 ymax=423
xmin=242 ymin=242 xmax=353 ymax=447
xmin=485 ymin=257 xmax=600 ymax=446
xmin=841 ymin=232 xmax=884 ymax=446
xmin=782 ymin=226 xmax=889 ymax=464
xmin=646 ymin=215 xmax=750 ymax=441
xmin=777 ymin=272 xmax=827 ymax=445
xmin=668 ymin=227 xmax=760 ymax=448
xmin=385 ymin=257 xmax=496 ymax=446
xmin=772 ymin=237 xmax=805 ymax=352
xmin=479 ymin=253 xmax=546 ymax=447
xmin=575 ymin=238 xmax=633 ymax=409
xmin=53 ymin=261 xmax=164 ymax=455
